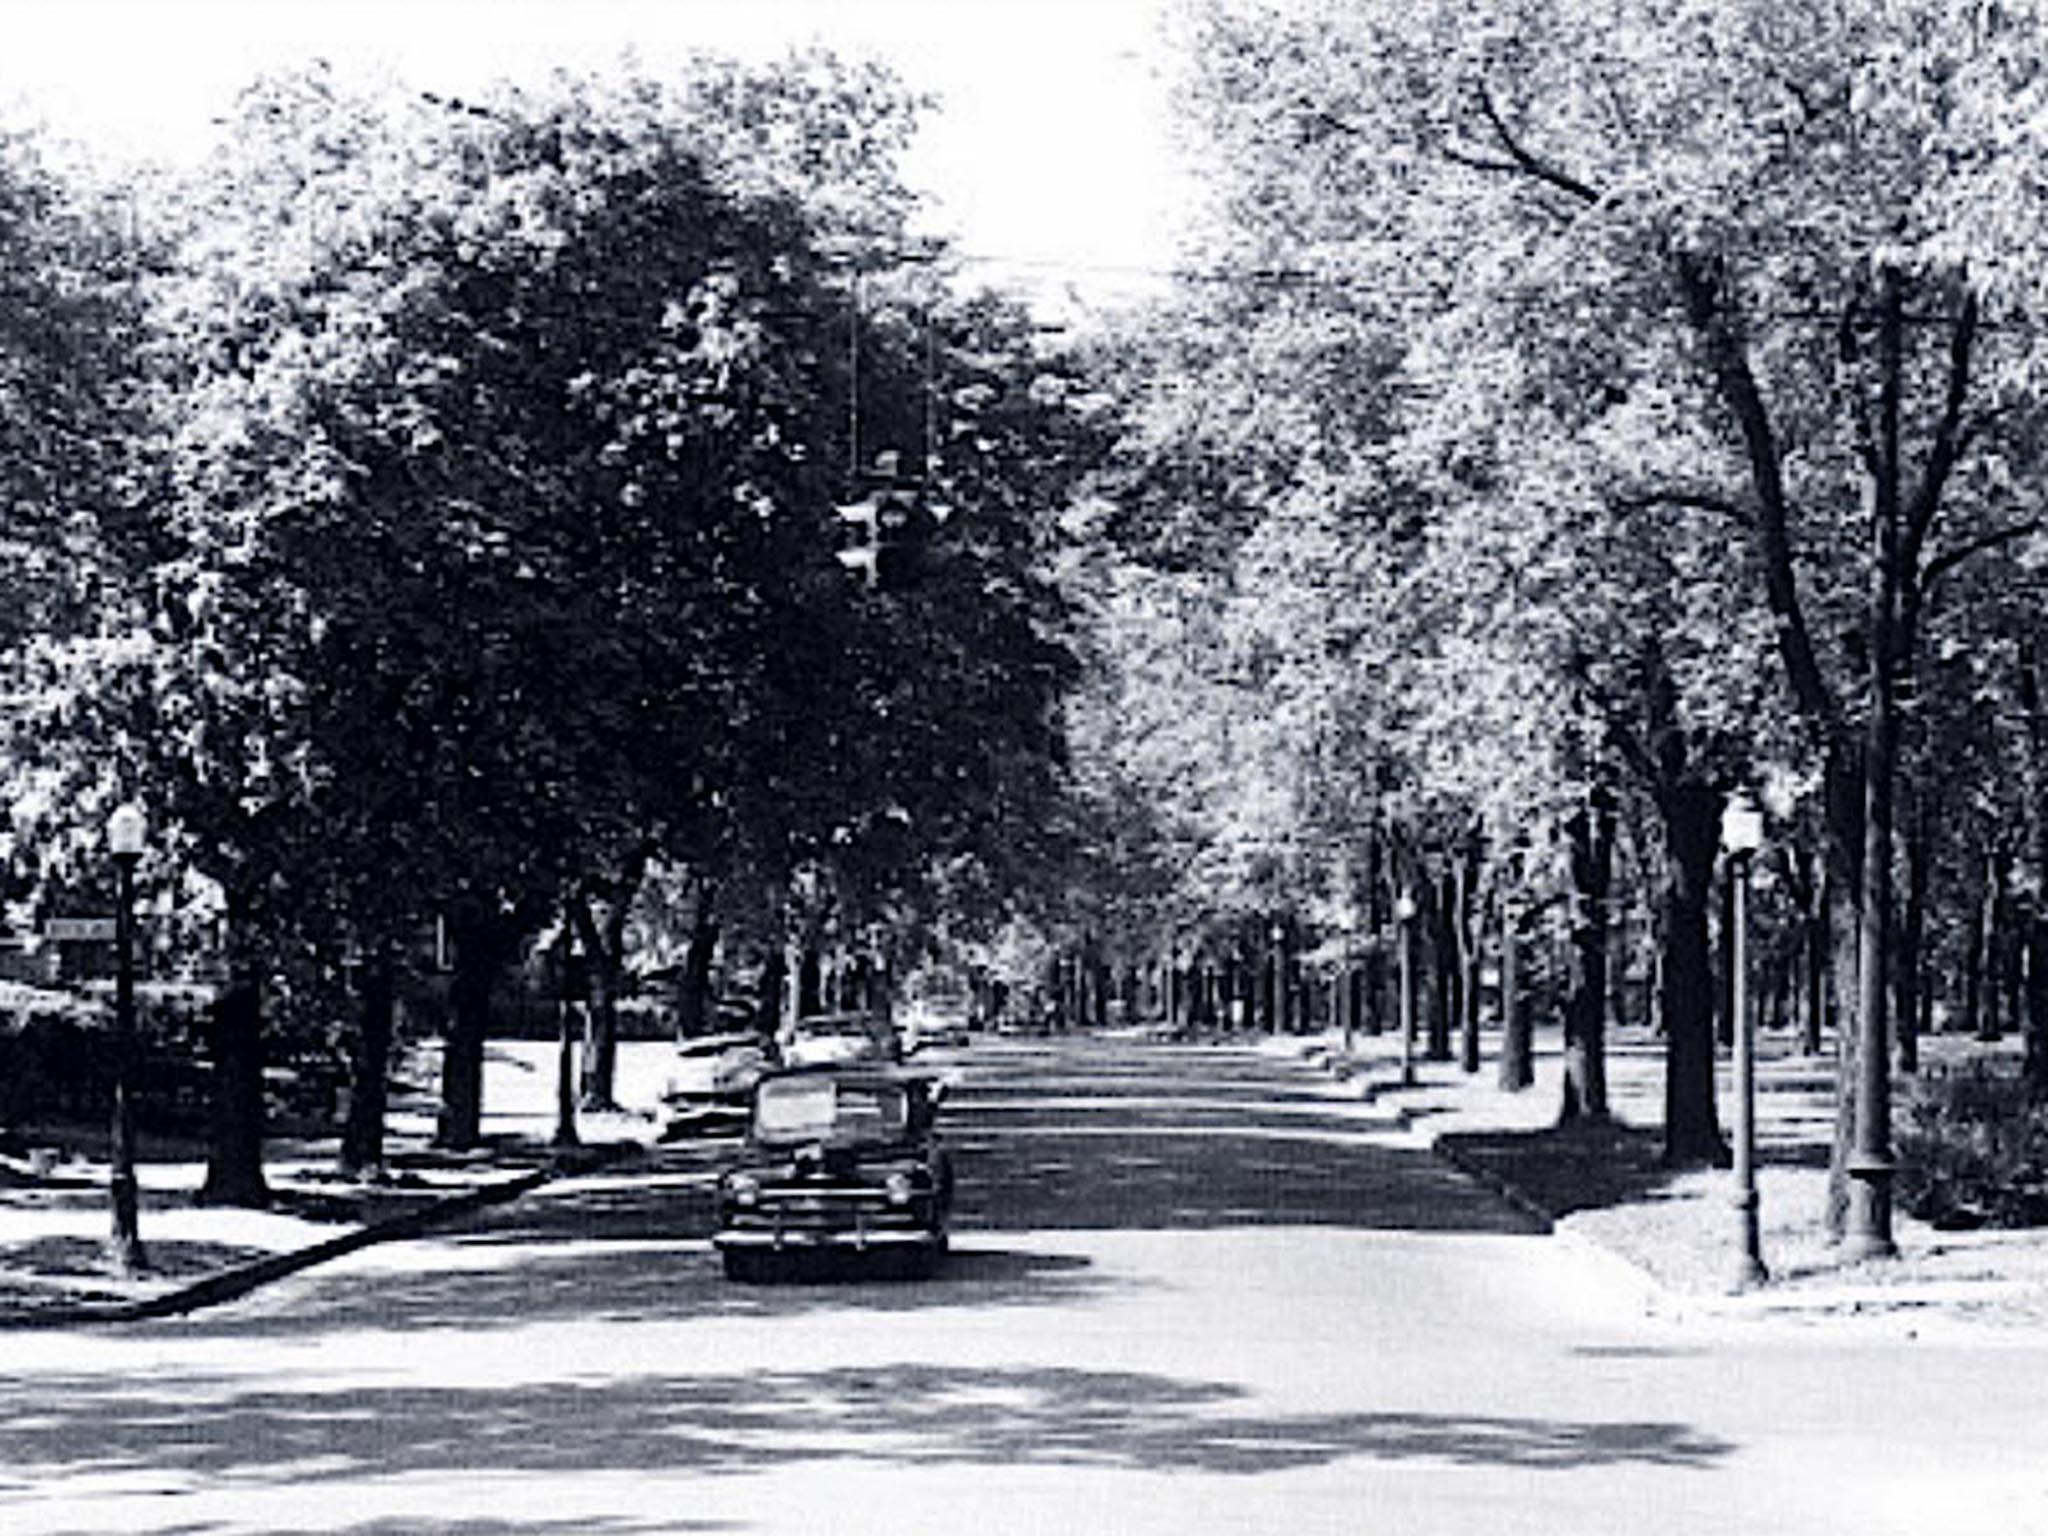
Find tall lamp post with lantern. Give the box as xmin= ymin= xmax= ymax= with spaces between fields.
xmin=107 ymin=802 xmax=148 ymax=1276
xmin=1722 ymin=791 xmax=1768 ymax=1290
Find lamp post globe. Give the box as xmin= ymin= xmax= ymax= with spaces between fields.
xmin=1720 ymin=793 xmax=1763 ymax=860
xmin=108 ymin=802 xmax=146 ymax=862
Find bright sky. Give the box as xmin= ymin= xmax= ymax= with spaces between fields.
xmin=0 ymin=0 xmax=1194 ymax=315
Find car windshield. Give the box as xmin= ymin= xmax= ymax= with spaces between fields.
xmin=795 ymin=1017 xmax=881 ymax=1038
xmin=677 ymin=1035 xmax=757 ymax=1057
xmin=754 ymin=1077 xmax=908 ymax=1143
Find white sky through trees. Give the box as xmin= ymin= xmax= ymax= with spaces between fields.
xmin=0 ymin=0 xmax=1192 ymax=315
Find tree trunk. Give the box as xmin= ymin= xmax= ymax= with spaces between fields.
xmin=553 ymin=989 xmax=580 ymax=1150
xmin=1560 ymin=784 xmax=1614 ymax=1124
xmin=1766 ymin=948 xmax=1792 ymax=1034
xmin=1499 ymin=896 xmax=1532 ymax=1091
xmin=2027 ymin=918 xmax=2048 ymax=1098
xmin=2020 ymin=645 xmax=2048 ymax=1096
xmin=1998 ymin=898 xmax=2024 ymax=1045
xmin=1456 ymin=842 xmax=1482 ymax=1074
xmin=1800 ymin=853 xmax=1828 ymax=1056
xmin=1363 ymin=833 xmax=1386 ymax=1034
xmin=1646 ymin=913 xmax=1665 ymax=1037
xmin=1823 ymin=743 xmax=1865 ymax=1242
xmin=1660 ymin=783 xmax=1727 ymax=1168
xmin=570 ymin=881 xmax=633 ymax=1112
xmin=797 ymin=945 xmax=823 ymax=1019
xmin=757 ymin=944 xmax=787 ymax=1041
xmin=200 ymin=887 xmax=271 ymax=1207
xmin=1427 ymin=875 xmax=1455 ymax=1062
xmin=438 ymin=905 xmax=518 ymax=1152
xmin=1974 ymin=853 xmax=2004 ymax=1041
xmin=339 ymin=947 xmax=396 ymax=1178
xmin=678 ymin=897 xmax=719 ymax=1039
xmin=1898 ymin=789 xmax=1928 ymax=1076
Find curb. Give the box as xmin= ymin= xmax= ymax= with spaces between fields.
xmin=0 ymin=1139 xmax=644 ymax=1330
xmin=1289 ymin=1042 xmax=1581 ymax=1241
xmin=1294 ymin=1044 xmax=1415 ymax=1120
xmin=1429 ymin=1133 xmax=1557 ymax=1235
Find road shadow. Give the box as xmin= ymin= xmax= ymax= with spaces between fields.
xmin=0 ymin=1360 xmax=1735 ymax=1497
xmin=0 ymin=1520 xmax=646 ymax=1536
xmin=1435 ymin=1120 xmax=1674 ymax=1221
xmin=120 ymin=1243 xmax=1121 ymax=1339
xmin=260 ymin=1522 xmax=727 ymax=1536
xmin=953 ymin=1131 xmax=1547 ymax=1235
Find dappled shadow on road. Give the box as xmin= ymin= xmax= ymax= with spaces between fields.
xmin=0 ymin=1360 xmax=1735 ymax=1497
xmin=257 ymin=1521 xmax=733 ymax=1536
xmin=119 ymin=1243 xmax=1119 ymax=1339
xmin=936 ymin=1040 xmax=1547 ymax=1235
xmin=161 ymin=1522 xmax=725 ymax=1536
xmin=954 ymin=1131 xmax=1546 ymax=1235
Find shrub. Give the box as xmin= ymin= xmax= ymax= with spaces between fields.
xmin=1897 ymin=1060 xmax=2048 ymax=1229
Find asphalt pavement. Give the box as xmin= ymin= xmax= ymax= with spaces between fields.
xmin=6 ymin=1035 xmax=2044 ymax=1535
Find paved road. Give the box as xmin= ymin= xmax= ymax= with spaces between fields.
xmin=6 ymin=1036 xmax=2046 ymax=1534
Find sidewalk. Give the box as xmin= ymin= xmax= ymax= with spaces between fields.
xmin=0 ymin=1043 xmax=663 ymax=1325
xmin=1276 ymin=1022 xmax=2048 ymax=1336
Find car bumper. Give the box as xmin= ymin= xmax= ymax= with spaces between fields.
xmin=714 ymin=1226 xmax=942 ymax=1252
xmin=714 ymin=1192 xmax=945 ymax=1251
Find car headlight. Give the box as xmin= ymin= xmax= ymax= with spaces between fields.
xmin=884 ymin=1172 xmax=915 ymax=1207
xmin=725 ymin=1173 xmax=761 ymax=1208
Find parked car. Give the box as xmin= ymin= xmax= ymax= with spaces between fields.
xmin=898 ymin=997 xmax=972 ymax=1052
xmin=713 ymin=1067 xmax=954 ymax=1281
xmin=776 ymin=1010 xmax=902 ymax=1069
xmin=660 ymin=1032 xmax=777 ymax=1133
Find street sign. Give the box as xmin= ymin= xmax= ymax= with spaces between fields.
xmin=44 ymin=917 xmax=117 ymax=942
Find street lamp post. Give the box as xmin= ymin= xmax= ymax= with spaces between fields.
xmin=1395 ymin=891 xmax=1418 ymax=1086
xmin=1722 ymin=792 xmax=1768 ymax=1291
xmin=106 ymin=802 xmax=147 ymax=1277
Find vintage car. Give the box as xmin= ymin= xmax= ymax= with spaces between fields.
xmin=897 ymin=996 xmax=973 ymax=1052
xmin=713 ymin=1066 xmax=953 ymax=1281
xmin=659 ymin=1032 xmax=777 ymax=1134
xmin=776 ymin=1010 xmax=903 ymax=1070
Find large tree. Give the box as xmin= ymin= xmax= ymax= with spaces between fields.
xmin=1184 ymin=0 xmax=2048 ymax=1245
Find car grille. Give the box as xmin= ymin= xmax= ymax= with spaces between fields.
xmin=721 ymin=1184 xmax=935 ymax=1240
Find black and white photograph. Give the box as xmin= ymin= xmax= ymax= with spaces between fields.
xmin=4 ymin=1 xmax=2047 ymax=1531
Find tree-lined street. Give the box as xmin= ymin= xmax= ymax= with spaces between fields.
xmin=11 ymin=3 xmax=2048 ymax=1528
xmin=8 ymin=1035 xmax=2047 ymax=1535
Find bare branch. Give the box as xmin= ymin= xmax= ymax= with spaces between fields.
xmin=1922 ymin=520 xmax=2040 ymax=597
xmin=1472 ymin=81 xmax=1600 ymax=205
xmin=1442 ymin=145 xmax=1529 ymax=179
xmin=1901 ymin=288 xmax=1982 ymax=572
xmin=1673 ymin=249 xmax=1839 ymax=738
